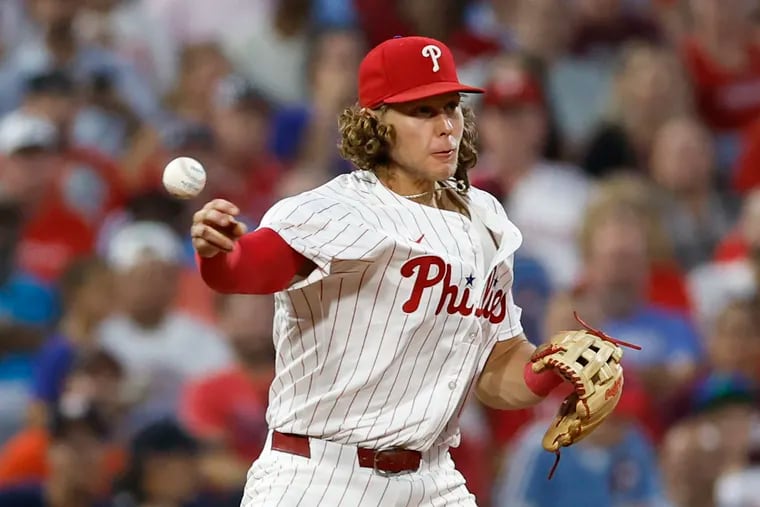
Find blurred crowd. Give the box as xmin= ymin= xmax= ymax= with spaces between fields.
xmin=0 ymin=0 xmax=759 ymax=506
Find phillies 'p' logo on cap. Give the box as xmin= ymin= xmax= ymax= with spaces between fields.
xmin=421 ymin=44 xmax=442 ymax=72
xmin=358 ymin=36 xmax=484 ymax=109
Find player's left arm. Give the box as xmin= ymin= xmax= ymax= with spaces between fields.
xmin=476 ymin=334 xmax=563 ymax=410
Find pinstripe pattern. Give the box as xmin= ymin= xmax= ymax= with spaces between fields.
xmin=244 ymin=170 xmax=522 ymax=505
xmin=241 ymin=431 xmax=476 ymax=506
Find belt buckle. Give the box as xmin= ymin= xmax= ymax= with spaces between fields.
xmin=372 ymin=449 xmax=411 ymax=477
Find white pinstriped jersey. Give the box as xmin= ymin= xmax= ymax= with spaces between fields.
xmin=258 ymin=170 xmax=524 ymax=452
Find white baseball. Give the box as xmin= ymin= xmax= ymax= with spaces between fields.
xmin=162 ymin=156 xmax=207 ymax=199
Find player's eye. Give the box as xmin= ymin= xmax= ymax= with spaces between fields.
xmin=414 ymin=106 xmax=435 ymax=117
xmin=444 ymin=101 xmax=460 ymax=114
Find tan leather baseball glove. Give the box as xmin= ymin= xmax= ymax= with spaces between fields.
xmin=529 ymin=312 xmax=641 ymax=478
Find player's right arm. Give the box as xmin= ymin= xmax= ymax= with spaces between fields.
xmin=192 ymin=199 xmax=313 ymax=294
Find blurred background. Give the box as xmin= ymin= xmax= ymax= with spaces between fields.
xmin=0 ymin=0 xmax=759 ymax=506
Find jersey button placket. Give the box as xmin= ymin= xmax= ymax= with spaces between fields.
xmin=463 ymin=320 xmax=480 ymax=344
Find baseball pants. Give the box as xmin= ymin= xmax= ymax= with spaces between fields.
xmin=240 ymin=430 xmax=477 ymax=506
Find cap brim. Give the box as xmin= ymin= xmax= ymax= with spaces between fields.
xmin=382 ymin=82 xmax=484 ymax=106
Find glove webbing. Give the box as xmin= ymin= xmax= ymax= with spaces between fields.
xmin=545 ymin=312 xmax=641 ymax=480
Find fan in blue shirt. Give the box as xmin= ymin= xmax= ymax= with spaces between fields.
xmin=495 ymin=418 xmax=670 ymax=507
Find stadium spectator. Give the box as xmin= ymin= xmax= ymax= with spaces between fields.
xmin=99 ymin=221 xmax=231 ymax=434
xmin=355 ymin=0 xmax=501 ymax=64
xmin=180 ymin=294 xmax=275 ymax=492
xmin=112 ymin=419 xmax=239 ymax=507
xmin=587 ymin=173 xmax=695 ymax=314
xmin=649 ymin=116 xmax=737 ymax=270
xmin=473 ymin=57 xmax=593 ymax=290
xmin=76 ymin=0 xmax=177 ymax=95
xmin=577 ymin=194 xmax=704 ymax=402
xmin=8 ymin=70 xmax=127 ymax=281
xmin=0 ymin=130 xmax=60 ymax=438
xmin=494 ymin=380 xmax=667 ymax=507
xmin=0 ymin=112 xmax=60 ymax=218
xmin=664 ymin=298 xmax=760 ymax=425
xmin=0 ymin=198 xmax=57 ymax=444
xmin=0 ymin=0 xmax=161 ymax=123
xmin=661 ymin=374 xmax=759 ymax=507
xmin=121 ymin=42 xmax=230 ymax=190
xmin=29 ymin=257 xmax=115 ymax=423
xmin=679 ymin=0 xmax=760 ymax=133
xmin=0 ymin=349 xmax=127 ymax=488
xmin=582 ymin=41 xmax=693 ymax=178
xmin=271 ymin=27 xmax=364 ymax=194
xmin=569 ymin=0 xmax=662 ymax=58
xmin=224 ymin=0 xmax=313 ymax=105
xmin=714 ymin=421 xmax=760 ymax=507
xmin=207 ymin=74 xmax=283 ymax=225
xmin=702 ymin=299 xmax=760 ymax=385
xmin=0 ymin=395 xmax=112 ymax=507
xmin=689 ymin=189 xmax=760 ymax=328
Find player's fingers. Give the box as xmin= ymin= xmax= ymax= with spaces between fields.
xmin=199 ymin=208 xmax=234 ymax=228
xmin=213 ymin=220 xmax=248 ymax=241
xmin=205 ymin=198 xmax=240 ymax=216
xmin=193 ymin=237 xmax=224 ymax=258
xmin=230 ymin=221 xmax=248 ymax=237
xmin=192 ymin=230 xmax=234 ymax=254
xmin=191 ymin=223 xmax=235 ymax=252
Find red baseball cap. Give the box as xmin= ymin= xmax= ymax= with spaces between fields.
xmin=483 ymin=67 xmax=544 ymax=110
xmin=358 ymin=36 xmax=484 ymax=109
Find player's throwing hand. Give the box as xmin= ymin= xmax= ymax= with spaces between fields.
xmin=191 ymin=199 xmax=248 ymax=257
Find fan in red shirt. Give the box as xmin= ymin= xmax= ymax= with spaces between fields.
xmin=20 ymin=147 xmax=126 ymax=282
xmin=679 ymin=0 xmax=760 ymax=132
xmin=180 ymin=293 xmax=275 ymax=490
xmin=7 ymin=71 xmax=126 ymax=282
xmin=0 ymin=112 xmax=111 ymax=283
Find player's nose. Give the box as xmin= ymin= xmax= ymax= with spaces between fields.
xmin=435 ymin=113 xmax=453 ymax=136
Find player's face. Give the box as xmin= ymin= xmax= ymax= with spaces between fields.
xmin=382 ymin=93 xmax=464 ymax=182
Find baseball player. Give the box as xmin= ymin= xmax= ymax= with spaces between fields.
xmin=193 ymin=36 xmax=631 ymax=506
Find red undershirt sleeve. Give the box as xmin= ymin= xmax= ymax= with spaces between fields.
xmin=196 ymin=227 xmax=307 ymax=294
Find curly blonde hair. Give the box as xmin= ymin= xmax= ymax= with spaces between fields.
xmin=337 ymin=104 xmax=479 ymax=191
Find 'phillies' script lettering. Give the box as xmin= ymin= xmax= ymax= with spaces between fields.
xmin=400 ymin=255 xmax=506 ymax=323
